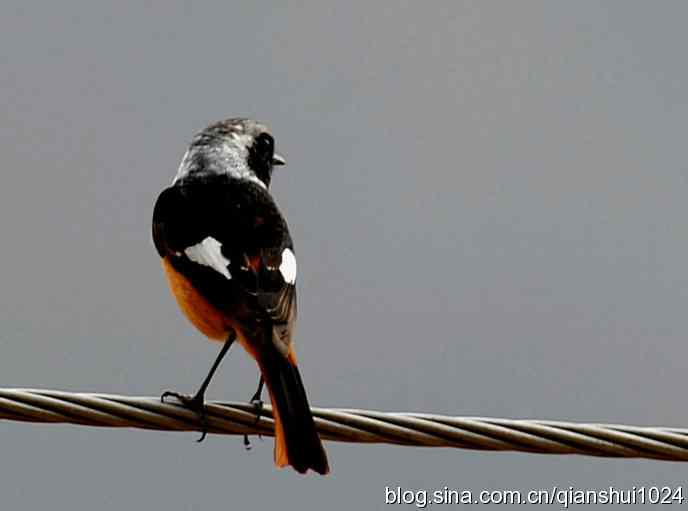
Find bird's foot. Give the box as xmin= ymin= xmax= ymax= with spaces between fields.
xmin=161 ymin=390 xmax=209 ymax=443
xmin=243 ymin=391 xmax=265 ymax=450
xmin=250 ymin=396 xmax=264 ymax=426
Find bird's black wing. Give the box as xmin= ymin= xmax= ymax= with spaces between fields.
xmin=152 ymin=176 xmax=297 ymax=353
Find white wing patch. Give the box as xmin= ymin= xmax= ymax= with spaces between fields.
xmin=279 ymin=248 xmax=297 ymax=284
xmin=184 ymin=237 xmax=232 ymax=280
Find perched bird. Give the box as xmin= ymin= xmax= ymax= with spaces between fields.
xmin=152 ymin=118 xmax=329 ymax=475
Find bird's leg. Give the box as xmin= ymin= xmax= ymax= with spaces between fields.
xmin=250 ymin=376 xmax=265 ymax=421
xmin=243 ymin=376 xmax=265 ymax=449
xmin=162 ymin=331 xmax=236 ymax=442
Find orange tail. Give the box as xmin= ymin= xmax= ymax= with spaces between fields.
xmin=258 ymin=341 xmax=329 ymax=475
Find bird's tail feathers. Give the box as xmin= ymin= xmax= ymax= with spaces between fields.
xmin=257 ymin=337 xmax=329 ymax=475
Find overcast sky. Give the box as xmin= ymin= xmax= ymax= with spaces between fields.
xmin=1 ymin=2 xmax=688 ymax=509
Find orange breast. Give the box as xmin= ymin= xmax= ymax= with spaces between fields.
xmin=162 ymin=257 xmax=230 ymax=341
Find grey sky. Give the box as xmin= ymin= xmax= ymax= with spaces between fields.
xmin=1 ymin=2 xmax=687 ymax=509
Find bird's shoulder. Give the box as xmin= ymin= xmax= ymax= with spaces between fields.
xmin=153 ymin=175 xmax=291 ymax=257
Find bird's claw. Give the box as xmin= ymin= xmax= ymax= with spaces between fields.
xmin=250 ymin=398 xmax=264 ymax=426
xmin=161 ymin=390 xmax=208 ymax=442
xmin=243 ymin=394 xmax=265 ymax=450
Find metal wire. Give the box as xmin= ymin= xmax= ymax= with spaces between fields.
xmin=1 ymin=388 xmax=687 ymax=461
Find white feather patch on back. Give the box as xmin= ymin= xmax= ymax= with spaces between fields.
xmin=184 ymin=237 xmax=232 ymax=280
xmin=279 ymin=248 xmax=297 ymax=284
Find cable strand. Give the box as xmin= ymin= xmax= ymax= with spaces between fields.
xmin=1 ymin=388 xmax=687 ymax=462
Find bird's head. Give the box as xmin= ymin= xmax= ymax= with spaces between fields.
xmin=173 ymin=118 xmax=286 ymax=188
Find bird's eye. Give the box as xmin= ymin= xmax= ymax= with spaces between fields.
xmin=255 ymin=133 xmax=274 ymax=157
xmin=248 ymin=132 xmax=277 ymax=186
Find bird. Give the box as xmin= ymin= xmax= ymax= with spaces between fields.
xmin=152 ymin=118 xmax=329 ymax=475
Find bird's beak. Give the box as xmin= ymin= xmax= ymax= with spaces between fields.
xmin=272 ymin=153 xmax=286 ymax=166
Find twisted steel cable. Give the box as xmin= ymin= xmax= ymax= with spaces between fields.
xmin=1 ymin=388 xmax=687 ymax=461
